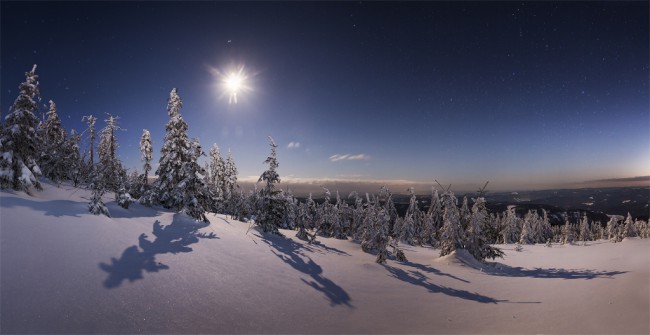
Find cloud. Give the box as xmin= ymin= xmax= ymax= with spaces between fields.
xmin=329 ymin=153 xmax=370 ymax=162
xmin=287 ymin=141 xmax=301 ymax=149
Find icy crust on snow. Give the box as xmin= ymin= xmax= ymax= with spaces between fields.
xmin=1 ymin=181 xmax=649 ymax=334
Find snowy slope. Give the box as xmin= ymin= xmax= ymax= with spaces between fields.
xmin=1 ymin=181 xmax=649 ymax=334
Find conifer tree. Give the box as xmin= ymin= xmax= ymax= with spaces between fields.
xmin=38 ymin=100 xmax=68 ymax=182
xmin=519 ymin=210 xmax=536 ymax=244
xmin=439 ymin=191 xmax=465 ymax=257
xmin=63 ymin=129 xmax=82 ymax=186
xmin=179 ymin=139 xmax=209 ymax=222
xmin=257 ymin=136 xmax=283 ymax=234
xmin=155 ymin=88 xmax=190 ymax=209
xmin=606 ymin=216 xmax=620 ymax=242
xmin=81 ymin=115 xmax=97 ymax=181
xmin=579 ymin=213 xmax=590 ymax=244
xmin=208 ymin=143 xmax=225 ymax=212
xmin=466 ymin=197 xmax=504 ymax=261
xmin=0 ymin=65 xmax=43 ymax=192
xmin=139 ymin=129 xmax=153 ymax=186
xmin=622 ymin=212 xmax=637 ymax=238
xmin=88 ymin=173 xmax=110 ymax=217
xmin=97 ymin=114 xmax=124 ymax=192
xmin=562 ymin=215 xmax=574 ymax=245
xmin=224 ymin=149 xmax=239 ymax=214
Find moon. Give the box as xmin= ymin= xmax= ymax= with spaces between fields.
xmin=220 ymin=66 xmax=250 ymax=104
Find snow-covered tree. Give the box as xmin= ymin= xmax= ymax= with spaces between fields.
xmin=439 ymin=191 xmax=465 ymax=257
xmin=88 ymin=174 xmax=110 ymax=217
xmin=63 ymin=129 xmax=82 ymax=186
xmin=606 ymin=216 xmax=620 ymax=242
xmin=116 ymin=176 xmax=134 ymax=209
xmin=622 ymin=212 xmax=637 ymax=238
xmin=501 ymin=207 xmax=519 ymax=244
xmin=0 ymin=65 xmax=43 ymax=192
xmin=424 ymin=188 xmax=442 ymax=245
xmin=97 ymin=114 xmax=124 ymax=192
xmin=398 ymin=187 xmax=418 ymax=246
xmin=179 ymin=139 xmax=209 ymax=222
xmin=139 ymin=129 xmax=153 ymax=186
xmin=348 ymin=191 xmax=366 ymax=240
xmin=208 ymin=143 xmax=225 ymax=212
xmin=38 ymin=100 xmax=68 ymax=183
xmin=257 ymin=136 xmax=283 ymax=234
xmin=155 ymin=88 xmax=190 ymax=210
xmin=223 ymin=149 xmax=239 ymax=215
xmin=562 ymin=215 xmax=574 ymax=245
xmin=466 ymin=197 xmax=504 ymax=261
xmin=579 ymin=213 xmax=591 ymax=244
xmin=519 ymin=210 xmax=536 ymax=245
xmin=81 ymin=115 xmax=97 ymax=181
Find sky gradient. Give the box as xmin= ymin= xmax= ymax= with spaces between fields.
xmin=2 ymin=1 xmax=648 ymax=194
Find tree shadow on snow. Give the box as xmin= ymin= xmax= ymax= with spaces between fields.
xmin=0 ymin=196 xmax=86 ymax=218
xmin=384 ymin=265 xmax=506 ymax=304
xmin=399 ymin=260 xmax=470 ymax=283
xmin=478 ymin=263 xmax=627 ymax=280
xmin=99 ymin=214 xmax=217 ymax=288
xmin=259 ymin=232 xmax=353 ymax=308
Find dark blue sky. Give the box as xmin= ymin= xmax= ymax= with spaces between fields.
xmin=2 ymin=1 xmax=648 ymax=193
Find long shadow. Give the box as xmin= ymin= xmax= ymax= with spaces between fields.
xmin=400 ymin=260 xmax=470 ymax=283
xmin=0 ymin=193 xmax=163 ymax=219
xmin=479 ymin=263 xmax=628 ymax=280
xmin=384 ymin=265 xmax=506 ymax=304
xmin=99 ymin=214 xmax=216 ymax=288
xmin=0 ymin=196 xmax=86 ymax=218
xmin=259 ymin=231 xmax=353 ymax=307
xmin=309 ymin=240 xmax=351 ymax=257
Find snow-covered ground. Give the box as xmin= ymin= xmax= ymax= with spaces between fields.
xmin=1 ymin=181 xmax=649 ymax=334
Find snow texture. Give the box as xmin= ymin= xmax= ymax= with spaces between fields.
xmin=1 ymin=181 xmax=649 ymax=334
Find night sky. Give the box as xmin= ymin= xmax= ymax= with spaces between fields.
xmin=2 ymin=1 xmax=648 ymax=193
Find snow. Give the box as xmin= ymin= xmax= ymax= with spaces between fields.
xmin=1 ymin=181 xmax=649 ymax=334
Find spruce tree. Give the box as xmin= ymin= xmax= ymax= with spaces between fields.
xmin=223 ymin=149 xmax=239 ymax=215
xmin=257 ymin=136 xmax=283 ymax=234
xmin=439 ymin=191 xmax=465 ymax=257
xmin=622 ymin=212 xmax=637 ymax=238
xmin=179 ymin=139 xmax=209 ymax=222
xmin=155 ymin=88 xmax=190 ymax=209
xmin=208 ymin=143 xmax=225 ymax=212
xmin=466 ymin=197 xmax=504 ymax=261
xmin=97 ymin=114 xmax=124 ymax=192
xmin=139 ymin=129 xmax=153 ymax=186
xmin=38 ymin=100 xmax=68 ymax=183
xmin=0 ymin=64 xmax=43 ymax=192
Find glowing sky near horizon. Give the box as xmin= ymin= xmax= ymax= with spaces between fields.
xmin=1 ymin=2 xmax=648 ymax=192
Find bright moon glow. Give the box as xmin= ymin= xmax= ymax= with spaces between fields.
xmin=214 ymin=65 xmax=251 ymax=105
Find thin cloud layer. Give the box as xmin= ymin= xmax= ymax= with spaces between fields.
xmin=330 ymin=154 xmax=370 ymax=162
xmin=287 ymin=141 xmax=301 ymax=149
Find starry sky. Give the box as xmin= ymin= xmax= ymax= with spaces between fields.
xmin=2 ymin=1 xmax=648 ymax=194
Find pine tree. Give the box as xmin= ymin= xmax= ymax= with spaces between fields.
xmin=519 ymin=210 xmax=536 ymax=244
xmin=208 ymin=143 xmax=225 ymax=212
xmin=155 ymin=88 xmax=190 ymax=210
xmin=562 ymin=215 xmax=574 ymax=245
xmin=348 ymin=191 xmax=366 ymax=240
xmin=466 ymin=197 xmax=504 ymax=261
xmin=425 ymin=188 xmax=442 ymax=245
xmin=439 ymin=191 xmax=465 ymax=257
xmin=606 ymin=216 xmax=620 ymax=242
xmin=81 ymin=115 xmax=97 ymax=181
xmin=621 ymin=212 xmax=636 ymax=239
xmin=97 ymin=114 xmax=124 ymax=192
xmin=223 ymin=149 xmax=239 ymax=215
xmin=0 ymin=64 xmax=43 ymax=192
xmin=38 ymin=100 xmax=68 ymax=183
xmin=179 ymin=139 xmax=209 ymax=222
xmin=399 ymin=187 xmax=418 ymax=245
xmin=63 ymin=129 xmax=82 ymax=186
xmin=579 ymin=213 xmax=590 ymax=245
xmin=139 ymin=129 xmax=153 ymax=187
xmin=257 ymin=136 xmax=283 ymax=234
xmin=88 ymin=172 xmax=110 ymax=217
